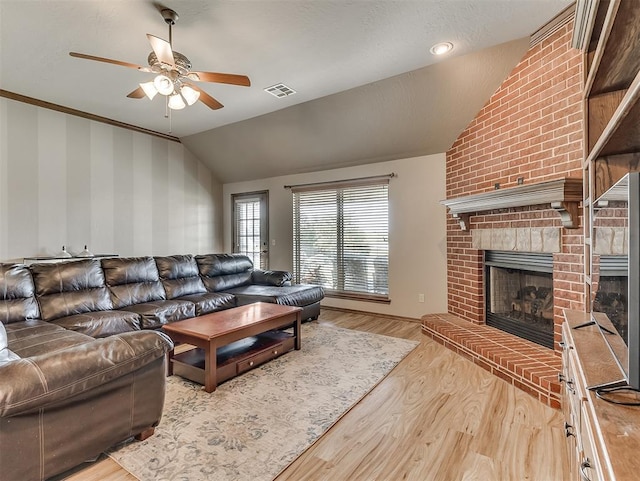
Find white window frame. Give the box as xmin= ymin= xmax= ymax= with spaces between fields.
xmin=232 ymin=191 xmax=269 ymax=269
xmin=291 ymin=176 xmax=391 ymax=303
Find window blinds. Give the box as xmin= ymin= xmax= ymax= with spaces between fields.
xmin=292 ymin=179 xmax=389 ymax=299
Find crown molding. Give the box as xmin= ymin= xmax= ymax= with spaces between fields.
xmin=0 ymin=89 xmax=180 ymax=143
xmin=530 ymin=3 xmax=576 ymax=48
xmin=572 ymin=0 xmax=600 ymax=50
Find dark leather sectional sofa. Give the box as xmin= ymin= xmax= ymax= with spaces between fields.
xmin=0 ymin=253 xmax=323 ymax=481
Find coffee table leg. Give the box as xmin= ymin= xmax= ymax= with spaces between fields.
xmin=204 ymin=341 xmax=217 ymax=393
xmin=167 ymin=348 xmax=174 ymax=376
xmin=294 ymin=313 xmax=302 ymax=350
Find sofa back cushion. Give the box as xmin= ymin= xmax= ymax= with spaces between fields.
xmin=101 ymin=257 xmax=165 ymax=308
xmin=195 ymin=253 xmax=253 ymax=292
xmin=154 ymin=255 xmax=207 ymax=299
xmin=31 ymin=259 xmax=113 ymax=321
xmin=0 ymin=264 xmax=40 ymax=324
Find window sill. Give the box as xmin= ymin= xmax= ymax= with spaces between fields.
xmin=325 ymin=291 xmax=391 ymax=304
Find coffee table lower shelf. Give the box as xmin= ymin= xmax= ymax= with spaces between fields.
xmin=172 ymin=330 xmax=295 ymax=387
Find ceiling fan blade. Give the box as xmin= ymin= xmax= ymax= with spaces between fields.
xmin=69 ymin=52 xmax=146 ymax=70
xmin=188 ymin=84 xmax=224 ymax=110
xmin=190 ymin=71 xmax=251 ymax=87
xmin=126 ymin=86 xmax=146 ymax=99
xmin=147 ymin=34 xmax=175 ymax=66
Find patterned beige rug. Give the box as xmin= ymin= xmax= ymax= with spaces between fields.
xmin=107 ymin=322 xmax=418 ymax=481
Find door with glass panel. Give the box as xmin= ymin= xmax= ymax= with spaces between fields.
xmin=232 ymin=191 xmax=269 ymax=269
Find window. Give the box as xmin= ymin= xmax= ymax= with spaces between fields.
xmin=232 ymin=191 xmax=269 ymax=269
xmin=292 ymin=177 xmax=389 ymax=301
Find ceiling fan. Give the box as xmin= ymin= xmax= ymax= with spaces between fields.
xmin=69 ymin=8 xmax=250 ymax=111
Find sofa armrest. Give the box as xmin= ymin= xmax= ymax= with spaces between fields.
xmin=251 ymin=269 xmax=292 ymax=287
xmin=0 ymin=330 xmax=173 ymax=417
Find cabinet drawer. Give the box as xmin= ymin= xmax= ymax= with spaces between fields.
xmin=237 ymin=343 xmax=284 ymax=374
xmin=579 ymin=403 xmax=603 ymax=481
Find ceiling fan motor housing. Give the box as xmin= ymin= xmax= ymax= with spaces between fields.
xmin=161 ymin=9 xmax=179 ymax=25
xmin=147 ymin=51 xmax=192 ymax=75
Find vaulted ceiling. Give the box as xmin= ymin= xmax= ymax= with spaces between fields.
xmin=0 ymin=0 xmax=573 ymax=182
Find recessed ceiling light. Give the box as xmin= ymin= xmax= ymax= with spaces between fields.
xmin=264 ymin=83 xmax=297 ymax=98
xmin=430 ymin=42 xmax=453 ymax=56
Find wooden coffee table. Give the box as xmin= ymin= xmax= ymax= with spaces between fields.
xmin=162 ymin=302 xmax=302 ymax=392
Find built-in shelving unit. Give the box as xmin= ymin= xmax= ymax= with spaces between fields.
xmin=580 ymin=0 xmax=640 ymax=199
xmin=577 ymin=0 xmax=640 ymax=316
xmin=565 ymin=1 xmax=640 ymax=479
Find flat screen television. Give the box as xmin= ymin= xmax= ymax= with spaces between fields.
xmin=592 ymin=172 xmax=640 ymax=394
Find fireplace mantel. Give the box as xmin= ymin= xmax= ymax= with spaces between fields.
xmin=441 ymin=177 xmax=583 ymax=230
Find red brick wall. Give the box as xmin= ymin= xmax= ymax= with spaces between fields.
xmin=445 ymin=22 xmax=584 ymax=350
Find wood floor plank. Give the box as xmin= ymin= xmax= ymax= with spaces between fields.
xmin=59 ymin=308 xmax=567 ymax=481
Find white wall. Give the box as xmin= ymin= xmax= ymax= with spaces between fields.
xmin=223 ymin=154 xmax=447 ymax=319
xmin=0 ymin=98 xmax=223 ymax=262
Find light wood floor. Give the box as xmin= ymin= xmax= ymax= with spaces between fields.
xmin=59 ymin=309 xmax=568 ymax=481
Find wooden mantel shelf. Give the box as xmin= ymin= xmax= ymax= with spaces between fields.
xmin=441 ymin=177 xmax=583 ymax=230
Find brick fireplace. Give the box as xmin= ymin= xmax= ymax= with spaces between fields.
xmin=422 ymin=18 xmax=584 ymax=409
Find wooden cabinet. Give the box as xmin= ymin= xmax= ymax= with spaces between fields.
xmin=562 ymin=310 xmax=640 ymax=481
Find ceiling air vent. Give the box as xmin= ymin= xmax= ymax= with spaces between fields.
xmin=264 ymin=83 xmax=297 ymax=98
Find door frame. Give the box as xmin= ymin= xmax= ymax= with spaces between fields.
xmin=231 ymin=190 xmax=269 ymax=269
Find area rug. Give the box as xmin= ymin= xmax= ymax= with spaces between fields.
xmin=107 ymin=322 xmax=418 ymax=481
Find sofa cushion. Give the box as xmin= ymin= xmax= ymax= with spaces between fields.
xmin=30 ymin=260 xmax=113 ymax=321
xmin=0 ymin=264 xmax=40 ymax=324
xmin=252 ymin=269 xmax=292 ymax=287
xmin=5 ymin=319 xmax=93 ymax=358
xmin=196 ymin=253 xmax=253 ymax=292
xmin=101 ymin=257 xmax=166 ymax=308
xmin=154 ymin=255 xmax=207 ymax=298
xmin=50 ymin=310 xmax=141 ymax=338
xmin=223 ymin=284 xmax=325 ymax=308
xmin=0 ymin=330 xmax=172 ymax=417
xmin=121 ymin=300 xmax=195 ymax=329
xmin=176 ymin=292 xmax=236 ymax=316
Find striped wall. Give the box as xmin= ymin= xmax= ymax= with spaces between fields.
xmin=0 ymin=98 xmax=222 ymax=263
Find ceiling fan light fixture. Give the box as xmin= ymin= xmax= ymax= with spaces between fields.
xmin=140 ymin=81 xmax=158 ymax=100
xmin=180 ymin=85 xmax=200 ymax=106
xmin=154 ymin=74 xmax=174 ymax=95
xmin=69 ymin=7 xmax=249 ymax=118
xmin=168 ymin=93 xmax=186 ymax=110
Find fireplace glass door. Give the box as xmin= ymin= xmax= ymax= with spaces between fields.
xmin=485 ymin=252 xmax=554 ymax=349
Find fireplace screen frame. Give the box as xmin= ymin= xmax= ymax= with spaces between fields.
xmin=484 ymin=251 xmax=554 ymax=349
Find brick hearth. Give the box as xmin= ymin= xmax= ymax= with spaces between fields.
xmin=422 ymin=313 xmax=561 ymax=409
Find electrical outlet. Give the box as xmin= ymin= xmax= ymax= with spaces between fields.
xmin=418 ymin=293 xmax=425 ymax=303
